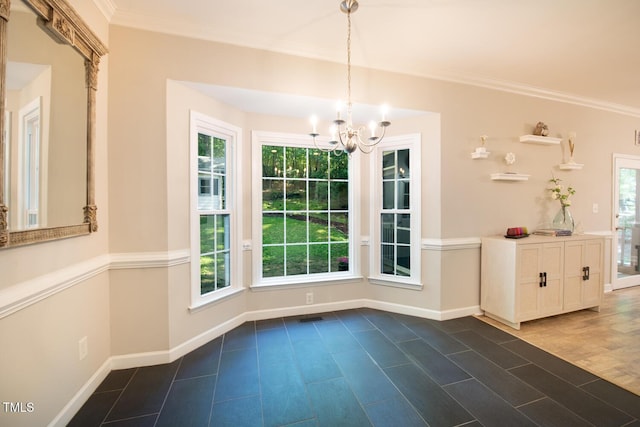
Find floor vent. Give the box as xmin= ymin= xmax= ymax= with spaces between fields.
xmin=299 ymin=316 xmax=323 ymax=323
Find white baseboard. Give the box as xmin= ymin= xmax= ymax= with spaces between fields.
xmin=48 ymin=359 xmax=112 ymax=427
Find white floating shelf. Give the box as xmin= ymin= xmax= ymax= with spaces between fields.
xmin=471 ymin=151 xmax=490 ymax=159
xmin=559 ymin=162 xmax=584 ymax=170
xmin=491 ymin=173 xmax=530 ymax=181
xmin=519 ymin=135 xmax=562 ymax=145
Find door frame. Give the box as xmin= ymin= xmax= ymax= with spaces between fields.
xmin=612 ymin=153 xmax=640 ymax=290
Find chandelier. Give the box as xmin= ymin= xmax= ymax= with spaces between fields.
xmin=310 ymin=0 xmax=391 ymax=155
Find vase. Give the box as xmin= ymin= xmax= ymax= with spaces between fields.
xmin=552 ymin=205 xmax=574 ymax=231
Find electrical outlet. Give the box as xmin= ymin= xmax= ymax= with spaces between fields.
xmin=593 ymin=203 xmax=599 ymax=214
xmin=78 ymin=336 xmax=88 ymax=361
xmin=306 ymin=292 xmax=313 ymax=305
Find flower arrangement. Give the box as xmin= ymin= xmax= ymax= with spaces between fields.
xmin=549 ymin=176 xmax=575 ymax=207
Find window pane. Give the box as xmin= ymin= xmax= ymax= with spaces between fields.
xmin=309 ymin=244 xmax=329 ymax=274
xmin=200 ymin=215 xmax=215 ymax=254
xmin=263 ymin=146 xmax=284 ymax=177
xmin=381 ymin=214 xmax=395 ymax=243
xmin=309 ymin=181 xmax=328 ymax=210
xmin=309 ymin=212 xmax=328 ymax=242
xmin=216 ymin=215 xmax=229 ymax=250
xmin=331 ymin=243 xmax=349 ymax=272
xmin=397 ymin=181 xmax=409 ymax=209
xmin=286 ymin=147 xmax=307 ymax=178
xmin=397 ymin=246 xmax=411 ymax=276
xmin=381 ymin=245 xmax=395 ymax=274
xmin=216 ymin=252 xmax=230 ymax=288
xmin=330 ymin=213 xmax=349 ymax=242
xmin=263 ymin=213 xmax=284 ymax=244
xmin=397 ymin=214 xmax=410 ymax=244
xmin=198 ymin=134 xmax=211 ymax=158
xmin=200 ymin=254 xmax=216 ymax=294
xmin=330 ymin=182 xmax=348 ymax=210
xmin=330 ymin=153 xmax=348 ymax=179
xmin=263 ymin=179 xmax=284 ymax=211
xmin=286 ymin=213 xmax=307 ymax=243
xmin=214 ymin=175 xmax=226 ymax=210
xmin=397 ymin=149 xmax=409 ymax=178
xmin=263 ymin=246 xmax=284 ymax=277
xmin=286 ymin=245 xmax=308 ymax=275
xmin=213 ymin=137 xmax=226 ymax=174
xmin=286 ymin=180 xmax=307 ymax=210
xmin=309 ymin=150 xmax=328 ymax=179
xmin=382 ymin=151 xmax=395 ymax=179
xmin=382 ymin=181 xmax=395 ymax=209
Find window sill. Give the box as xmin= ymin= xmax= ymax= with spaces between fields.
xmin=250 ymin=274 xmax=364 ymax=291
xmin=189 ymin=287 xmax=245 ymax=313
xmin=368 ymin=276 xmax=423 ymax=291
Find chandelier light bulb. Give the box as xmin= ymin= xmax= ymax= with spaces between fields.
xmin=369 ymin=120 xmax=377 ymax=138
xmin=381 ymin=104 xmax=389 ymax=122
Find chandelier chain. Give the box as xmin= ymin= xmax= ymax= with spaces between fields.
xmin=346 ymin=8 xmax=352 ymax=114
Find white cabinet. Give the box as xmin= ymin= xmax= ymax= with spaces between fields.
xmin=481 ymin=234 xmax=604 ymax=329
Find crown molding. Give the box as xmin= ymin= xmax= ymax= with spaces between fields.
xmin=92 ymin=0 xmax=116 ymax=22
xmin=431 ymin=71 xmax=640 ymax=118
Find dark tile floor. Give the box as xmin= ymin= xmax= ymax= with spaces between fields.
xmin=69 ymin=309 xmax=640 ymax=426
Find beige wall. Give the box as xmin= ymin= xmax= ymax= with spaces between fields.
xmin=1 ymin=8 xmax=638 ymax=425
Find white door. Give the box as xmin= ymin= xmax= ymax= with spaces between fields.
xmin=613 ymin=154 xmax=640 ymax=289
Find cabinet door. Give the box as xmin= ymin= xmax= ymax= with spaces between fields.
xmin=517 ymin=244 xmax=543 ymax=320
xmin=564 ymin=241 xmax=585 ymax=311
xmin=539 ymin=242 xmax=564 ymax=316
xmin=564 ymin=239 xmax=604 ymax=310
xmin=582 ymin=239 xmax=604 ymax=307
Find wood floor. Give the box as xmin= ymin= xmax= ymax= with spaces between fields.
xmin=480 ymin=285 xmax=640 ymax=396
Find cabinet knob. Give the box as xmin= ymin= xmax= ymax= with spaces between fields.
xmin=582 ymin=266 xmax=590 ymax=281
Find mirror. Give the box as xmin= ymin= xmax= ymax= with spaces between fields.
xmin=0 ymin=0 xmax=107 ymax=247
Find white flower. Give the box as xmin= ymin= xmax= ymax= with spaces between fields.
xmin=504 ymin=152 xmax=516 ymax=165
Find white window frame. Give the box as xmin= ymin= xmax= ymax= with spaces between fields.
xmin=251 ymin=131 xmax=361 ymax=288
xmin=189 ymin=111 xmax=242 ymax=308
xmin=369 ymin=133 xmax=422 ymax=289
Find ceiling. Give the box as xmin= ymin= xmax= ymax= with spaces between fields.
xmin=105 ymin=0 xmax=640 ymax=117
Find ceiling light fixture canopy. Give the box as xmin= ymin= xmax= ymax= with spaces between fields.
xmin=310 ymin=0 xmax=391 ymax=155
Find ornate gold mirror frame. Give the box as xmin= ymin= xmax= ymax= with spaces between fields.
xmin=0 ymin=0 xmax=107 ymax=247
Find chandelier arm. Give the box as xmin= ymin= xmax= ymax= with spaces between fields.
xmin=311 ymin=134 xmax=340 ymax=153
xmin=357 ymin=124 xmax=387 ymax=148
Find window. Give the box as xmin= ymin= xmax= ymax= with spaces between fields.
xmin=19 ymin=98 xmax=42 ymax=229
xmin=371 ymin=135 xmax=421 ymax=287
xmin=3 ymin=111 xmax=10 ymax=217
xmin=190 ymin=112 xmax=241 ymax=306
xmin=252 ymin=132 xmax=355 ymax=285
